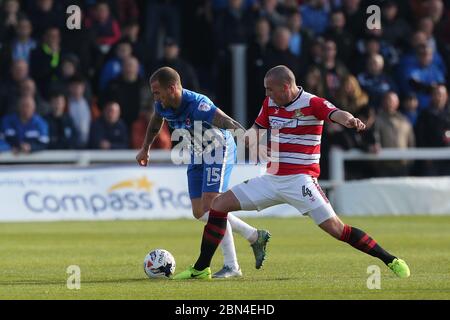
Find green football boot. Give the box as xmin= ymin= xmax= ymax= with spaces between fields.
xmin=172 ymin=265 xmax=211 ymax=280
xmin=388 ymin=258 xmax=411 ymax=278
xmin=251 ymin=229 xmax=271 ymax=269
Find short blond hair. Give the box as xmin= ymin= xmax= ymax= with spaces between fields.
xmin=149 ymin=66 xmax=181 ymax=88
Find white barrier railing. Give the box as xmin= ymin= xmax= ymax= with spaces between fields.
xmin=2 ymin=147 xmax=449 ymax=186
xmin=329 ymin=147 xmax=450 ymax=184
xmin=0 ymin=150 xmax=175 ymax=166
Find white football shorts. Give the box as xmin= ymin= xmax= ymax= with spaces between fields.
xmin=231 ymin=174 xmax=336 ymax=225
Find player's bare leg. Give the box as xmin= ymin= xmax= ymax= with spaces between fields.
xmin=315 ymin=208 xmax=410 ymax=278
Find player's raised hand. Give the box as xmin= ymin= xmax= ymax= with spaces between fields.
xmin=344 ymin=117 xmax=366 ymax=132
xmin=136 ymin=147 xmax=150 ymax=166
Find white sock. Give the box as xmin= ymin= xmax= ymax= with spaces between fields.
xmin=228 ymin=213 xmax=258 ymax=243
xmin=198 ymin=212 xmax=239 ymax=269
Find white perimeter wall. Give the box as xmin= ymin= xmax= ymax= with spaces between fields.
xmin=1 ymin=166 xmax=449 ymax=222
xmin=333 ymin=177 xmax=450 ymax=216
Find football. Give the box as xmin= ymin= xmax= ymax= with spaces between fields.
xmin=143 ymin=249 xmax=176 ymax=279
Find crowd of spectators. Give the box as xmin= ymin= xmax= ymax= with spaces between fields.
xmin=0 ymin=0 xmax=449 ymax=178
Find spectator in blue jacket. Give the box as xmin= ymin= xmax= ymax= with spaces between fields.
xmin=300 ymin=0 xmax=329 ymax=36
xmin=397 ymin=44 xmax=446 ymax=111
xmin=0 ymin=133 xmax=11 ymax=152
xmin=88 ymin=101 xmax=128 ymax=150
xmin=1 ymin=95 xmax=49 ymax=153
xmin=98 ymin=39 xmax=144 ymax=91
xmin=357 ymin=53 xmax=398 ymax=108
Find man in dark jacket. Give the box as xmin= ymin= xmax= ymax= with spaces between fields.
xmin=89 ymin=101 xmax=128 ymax=149
xmin=45 ymin=91 xmax=80 ymax=149
xmin=153 ymin=38 xmax=199 ymax=91
xmin=415 ymin=84 xmax=450 ymax=175
xmin=29 ymin=26 xmax=64 ymax=99
xmin=101 ymin=56 xmax=149 ymax=129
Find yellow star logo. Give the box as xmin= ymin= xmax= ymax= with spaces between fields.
xmin=108 ymin=176 xmax=154 ymax=193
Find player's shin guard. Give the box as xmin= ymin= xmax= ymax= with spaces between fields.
xmin=339 ymin=224 xmax=396 ymax=265
xmin=194 ymin=209 xmax=228 ymax=270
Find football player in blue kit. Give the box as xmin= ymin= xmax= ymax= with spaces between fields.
xmin=136 ymin=67 xmax=271 ymax=278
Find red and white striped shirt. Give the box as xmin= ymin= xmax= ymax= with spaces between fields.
xmin=255 ymin=88 xmax=338 ymax=177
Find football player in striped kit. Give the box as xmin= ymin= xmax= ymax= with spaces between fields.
xmin=137 ymin=67 xmax=270 ymax=278
xmin=174 ymin=65 xmax=410 ymax=280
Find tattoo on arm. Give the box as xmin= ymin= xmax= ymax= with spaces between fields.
xmin=142 ymin=112 xmax=164 ymax=149
xmin=211 ymin=109 xmax=245 ymax=131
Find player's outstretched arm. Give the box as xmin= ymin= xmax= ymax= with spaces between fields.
xmin=211 ymin=108 xmax=246 ymax=131
xmin=329 ymin=110 xmax=366 ymax=132
xmin=136 ymin=112 xmax=164 ymax=166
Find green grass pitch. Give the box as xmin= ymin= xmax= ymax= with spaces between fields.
xmin=1 ymin=216 xmax=449 ymax=300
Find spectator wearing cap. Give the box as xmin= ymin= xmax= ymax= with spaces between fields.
xmin=152 ymin=38 xmax=199 ymax=92
xmin=0 ymin=95 xmax=49 ymax=153
xmin=45 ymin=91 xmax=80 ymax=149
xmin=89 ymin=101 xmax=128 ymax=150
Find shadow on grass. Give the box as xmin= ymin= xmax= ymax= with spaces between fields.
xmin=0 ymin=276 xmax=297 ymax=286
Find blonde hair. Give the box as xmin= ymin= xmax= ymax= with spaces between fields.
xmin=149 ymin=66 xmax=181 ymax=88
xmin=335 ymin=75 xmax=369 ymax=114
